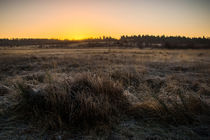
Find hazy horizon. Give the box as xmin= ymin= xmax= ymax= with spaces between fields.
xmin=1 ymin=0 xmax=210 ymax=40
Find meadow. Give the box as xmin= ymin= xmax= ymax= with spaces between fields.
xmin=0 ymin=46 xmax=210 ymax=139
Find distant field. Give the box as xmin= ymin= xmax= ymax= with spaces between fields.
xmin=0 ymin=47 xmax=210 ymax=139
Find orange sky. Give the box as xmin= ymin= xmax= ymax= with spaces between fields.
xmin=0 ymin=0 xmax=210 ymax=39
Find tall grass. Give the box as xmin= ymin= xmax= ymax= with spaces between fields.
xmin=14 ymin=71 xmax=210 ymax=130
xmin=128 ymin=76 xmax=210 ymax=124
xmin=15 ymin=73 xmax=130 ymax=129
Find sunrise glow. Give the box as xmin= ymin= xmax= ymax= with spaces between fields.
xmin=1 ymin=0 xmax=210 ymax=39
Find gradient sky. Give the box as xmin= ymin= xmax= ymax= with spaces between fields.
xmin=1 ymin=0 xmax=210 ymax=39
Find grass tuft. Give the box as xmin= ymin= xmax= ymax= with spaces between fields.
xmin=15 ymin=73 xmax=130 ymax=129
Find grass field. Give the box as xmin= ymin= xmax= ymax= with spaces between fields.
xmin=0 ymin=47 xmax=210 ymax=139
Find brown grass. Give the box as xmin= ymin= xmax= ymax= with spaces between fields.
xmin=0 ymin=48 xmax=210 ymax=139
xmin=13 ymin=71 xmax=210 ymax=130
xmin=14 ymin=73 xmax=130 ymax=129
xmin=128 ymin=76 xmax=210 ymax=124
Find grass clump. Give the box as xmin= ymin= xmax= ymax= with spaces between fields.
xmin=15 ymin=73 xmax=129 ymax=129
xmin=111 ymin=66 xmax=143 ymax=88
xmin=128 ymin=76 xmax=210 ymax=124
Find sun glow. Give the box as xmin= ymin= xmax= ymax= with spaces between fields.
xmin=70 ymin=35 xmax=90 ymax=40
xmin=0 ymin=1 xmax=210 ymax=39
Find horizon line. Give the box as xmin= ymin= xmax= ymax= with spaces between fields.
xmin=0 ymin=34 xmax=210 ymax=41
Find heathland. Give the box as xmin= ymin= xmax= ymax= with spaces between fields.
xmin=0 ymin=41 xmax=210 ymax=139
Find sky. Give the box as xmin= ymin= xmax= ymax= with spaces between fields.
xmin=0 ymin=0 xmax=210 ymax=40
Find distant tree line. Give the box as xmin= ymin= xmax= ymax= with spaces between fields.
xmin=0 ymin=35 xmax=210 ymax=49
xmin=0 ymin=39 xmax=78 ymax=47
xmin=119 ymin=35 xmax=210 ymax=49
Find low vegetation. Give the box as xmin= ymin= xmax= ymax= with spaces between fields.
xmin=15 ymin=73 xmax=129 ymax=129
xmin=14 ymin=71 xmax=210 ymax=129
xmin=0 ymin=48 xmax=210 ymax=139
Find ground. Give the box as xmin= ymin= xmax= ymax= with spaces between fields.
xmin=0 ymin=47 xmax=210 ymax=139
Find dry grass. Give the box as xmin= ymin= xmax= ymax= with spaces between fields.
xmin=13 ymin=71 xmax=210 ymax=129
xmin=0 ymin=48 xmax=210 ymax=139
xmin=128 ymin=76 xmax=210 ymax=124
xmin=14 ymin=73 xmax=129 ymax=129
